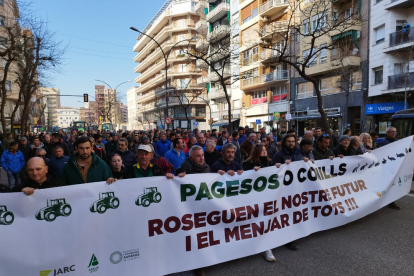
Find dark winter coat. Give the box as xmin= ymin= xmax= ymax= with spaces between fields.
xmin=176 ymin=158 xmax=210 ymax=175
xmin=115 ymin=149 xmax=137 ymax=171
xmin=293 ymin=148 xmax=315 ymax=162
xmin=48 ymin=140 xmax=71 ymax=159
xmin=211 ymin=158 xmax=242 ymax=173
xmin=61 ymin=153 xmax=112 ymax=185
xmin=240 ymin=139 xmax=258 ymax=159
xmin=204 ymin=149 xmax=222 ymax=168
xmin=312 ymin=146 xmax=335 ymax=160
xmin=152 ymin=153 xmax=174 ymax=175
xmin=155 ymin=139 xmax=172 ymax=157
xmin=13 ymin=174 xmax=65 ymax=192
xmin=48 ymin=156 xmax=70 ymax=179
xmin=377 ymin=137 xmax=398 ymax=148
xmin=243 ymin=159 xmax=271 ymax=171
xmin=272 ymin=146 xmax=295 ymax=165
xmin=106 ymin=140 xmax=118 ymax=156
xmin=266 ymin=145 xmax=277 ymax=161
xmin=332 ymin=145 xmax=354 ymax=157
xmin=110 ymin=165 xmax=125 ymax=180
xmin=18 ymin=143 xmax=31 ymax=161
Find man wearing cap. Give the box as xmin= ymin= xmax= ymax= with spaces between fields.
xmin=123 ymin=144 xmax=174 ymax=179
xmin=18 ymin=136 xmax=31 ymax=161
xmin=332 ymin=135 xmax=354 ymax=157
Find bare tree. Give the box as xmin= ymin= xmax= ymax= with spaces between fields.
xmin=258 ymin=0 xmax=364 ymax=132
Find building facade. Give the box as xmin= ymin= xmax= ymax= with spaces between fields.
xmin=57 ymin=108 xmax=79 ymax=128
xmin=38 ymin=87 xmax=61 ymax=128
xmin=127 ymin=86 xmax=140 ymax=130
xmin=133 ymin=0 xmax=207 ymax=131
xmin=367 ymin=0 xmax=414 ymax=136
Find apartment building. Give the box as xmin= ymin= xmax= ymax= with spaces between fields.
xmin=57 ymin=107 xmax=79 ymax=128
xmin=94 ymin=85 xmax=118 ymax=124
xmin=133 ymin=0 xmax=207 ymax=131
xmin=239 ymin=0 xmax=291 ymax=132
xmin=38 ymin=87 xmax=61 ymax=127
xmin=367 ymin=0 xmax=414 ymax=136
xmin=127 ymin=86 xmax=141 ymax=130
xmin=288 ymin=0 xmax=369 ymax=136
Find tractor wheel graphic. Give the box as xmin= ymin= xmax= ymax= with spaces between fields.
xmin=60 ymin=204 xmax=72 ymax=217
xmin=97 ymin=204 xmax=107 ymax=214
xmin=110 ymin=197 xmax=120 ymax=209
xmin=45 ymin=212 xmax=57 ymax=222
xmin=153 ymin=192 xmax=162 ymax=203
xmin=142 ymin=198 xmax=151 ymax=207
xmin=0 ymin=211 xmax=14 ymax=225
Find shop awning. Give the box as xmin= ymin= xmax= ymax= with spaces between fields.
xmin=291 ymin=113 xmax=341 ymax=120
xmin=212 ymin=118 xmax=239 ymax=126
xmin=332 ymin=30 xmax=359 ymax=49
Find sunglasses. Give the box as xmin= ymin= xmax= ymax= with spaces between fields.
xmin=322 ymin=134 xmax=330 ymax=138
xmin=37 ymin=155 xmax=45 ymax=157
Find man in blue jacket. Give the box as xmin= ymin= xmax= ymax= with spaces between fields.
xmin=49 ymin=145 xmax=70 ymax=179
xmin=1 ymin=141 xmax=25 ymax=190
xmin=164 ymin=138 xmax=186 ymax=175
xmin=155 ymin=133 xmax=171 ymax=157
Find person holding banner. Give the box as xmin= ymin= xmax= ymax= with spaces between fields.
xmin=15 ymin=157 xmax=65 ymax=195
xmin=211 ymin=143 xmax=243 ymax=176
xmin=312 ymin=135 xmax=335 ymax=160
xmin=61 ymin=137 xmax=115 ymax=185
xmin=176 ymin=145 xmax=210 ymax=178
xmin=123 ymin=144 xmax=174 ymax=179
xmin=272 ymin=134 xmax=296 ymax=166
xmin=332 ymin=135 xmax=354 ymax=157
xmin=293 ymin=138 xmax=315 ymax=162
xmin=242 ymin=144 xmax=271 ymax=172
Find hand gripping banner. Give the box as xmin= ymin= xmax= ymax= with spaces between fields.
xmin=0 ymin=137 xmax=413 ymax=276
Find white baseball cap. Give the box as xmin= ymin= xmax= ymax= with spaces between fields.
xmin=138 ymin=144 xmax=153 ymax=152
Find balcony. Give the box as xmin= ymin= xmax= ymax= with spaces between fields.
xmin=210 ymin=67 xmax=231 ymax=81
xmin=195 ymin=20 xmax=208 ymax=36
xmin=195 ymin=0 xmax=208 ymax=18
xmin=260 ymin=49 xmax=283 ymax=63
xmin=242 ymin=53 xmax=259 ymax=67
xmin=260 ymin=0 xmax=289 ymax=17
xmin=196 ymin=39 xmax=209 ymax=51
xmin=196 ymin=59 xmax=209 ymax=69
xmin=385 ymin=0 xmax=414 ymax=10
xmin=242 ymin=76 xmax=260 ymax=88
xmin=155 ymin=86 xmax=175 ymax=96
xmin=197 ymin=76 xmax=210 ymax=85
xmin=207 ymin=25 xmax=230 ymax=41
xmin=209 ymin=87 xmax=231 ymax=99
xmin=388 ymin=72 xmax=414 ymax=90
xmin=206 ymin=2 xmax=230 ymax=23
xmin=260 ymin=70 xmax=289 ymax=83
xmin=260 ymin=20 xmax=289 ymax=38
xmin=386 ymin=27 xmax=414 ymax=51
xmin=137 ymin=90 xmax=156 ymax=103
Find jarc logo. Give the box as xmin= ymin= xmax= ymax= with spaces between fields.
xmin=36 ymin=199 xmax=72 ymax=222
xmin=0 ymin=205 xmax=14 ymax=225
xmin=136 ymin=187 xmax=162 ymax=207
xmin=90 ymin=192 xmax=120 ymax=214
xmin=110 ymin=249 xmax=140 ymax=264
xmin=88 ymin=254 xmax=99 ymax=273
xmin=39 ymin=265 xmax=75 ymax=276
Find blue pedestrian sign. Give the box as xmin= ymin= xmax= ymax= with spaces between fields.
xmin=159 ymin=125 xmax=163 ymax=129
xmin=256 ymin=119 xmax=262 ymax=125
xmin=194 ymin=121 xmax=199 ymax=126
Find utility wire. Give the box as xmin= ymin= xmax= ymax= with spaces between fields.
xmin=68 ymin=51 xmax=132 ymax=61
xmin=59 ymin=33 xmax=131 ymax=48
xmin=70 ymin=47 xmax=132 ymax=55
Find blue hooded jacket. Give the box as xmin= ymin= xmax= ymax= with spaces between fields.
xmin=155 ymin=139 xmax=172 ymax=157
xmin=1 ymin=150 xmax=25 ymax=174
xmin=164 ymin=148 xmax=186 ymax=175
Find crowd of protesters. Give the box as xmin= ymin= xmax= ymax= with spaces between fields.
xmin=0 ymin=124 xmax=408 ymax=275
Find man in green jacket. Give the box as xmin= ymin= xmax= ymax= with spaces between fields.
xmin=61 ymin=136 xmax=115 ymax=185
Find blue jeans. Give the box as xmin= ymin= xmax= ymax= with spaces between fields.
xmin=7 ymin=171 xmax=20 ymax=190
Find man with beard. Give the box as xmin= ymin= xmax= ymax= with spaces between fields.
xmin=204 ymin=139 xmax=222 ymax=168
xmin=93 ymin=134 xmax=106 ymax=154
xmin=217 ymin=131 xmax=229 ymax=146
xmin=115 ymin=138 xmax=137 ymax=170
xmin=293 ymin=138 xmax=315 ymax=162
xmin=211 ymin=143 xmax=243 ymax=176
xmin=312 ymin=135 xmax=335 ymax=160
xmin=61 ymin=136 xmax=114 ymax=185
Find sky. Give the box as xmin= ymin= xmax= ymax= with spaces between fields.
xmin=29 ymin=0 xmax=167 ymax=108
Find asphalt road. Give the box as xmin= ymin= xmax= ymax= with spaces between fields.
xmin=172 ymin=194 xmax=414 ymax=276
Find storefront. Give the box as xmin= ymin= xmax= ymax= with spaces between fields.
xmin=365 ymin=102 xmax=406 ymax=136
xmin=292 ymin=108 xmax=342 ymax=137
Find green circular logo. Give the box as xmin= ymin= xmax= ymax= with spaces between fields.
xmin=110 ymin=251 xmax=123 ymax=264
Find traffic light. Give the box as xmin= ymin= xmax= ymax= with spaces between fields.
xmin=83 ymin=93 xmax=89 ymax=102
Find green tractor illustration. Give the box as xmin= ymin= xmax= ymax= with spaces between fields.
xmin=35 ymin=199 xmax=72 ymax=222
xmin=136 ymin=187 xmax=162 ymax=207
xmin=0 ymin=205 xmax=14 ymax=225
xmin=90 ymin=192 xmax=120 ymax=214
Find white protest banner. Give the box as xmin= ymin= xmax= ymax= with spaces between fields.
xmin=0 ymin=137 xmax=413 ymax=276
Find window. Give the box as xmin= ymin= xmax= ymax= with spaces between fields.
xmin=350 ymin=71 xmax=362 ymax=91
xmin=0 ymin=16 xmax=5 ymax=27
xmin=195 ymin=106 xmax=206 ymax=117
xmin=333 ymin=9 xmax=338 ymax=26
xmin=176 ymin=19 xmax=185 ymax=28
xmin=320 ymin=76 xmax=341 ymax=95
xmin=296 ymin=30 xmax=300 ymax=42
xmin=303 ymin=48 xmax=317 ymax=67
xmin=312 ymin=12 xmax=327 ymax=32
xmin=223 ymin=102 xmax=229 ymax=111
xmin=241 ymin=0 xmax=258 ymax=25
xmin=375 ymin=0 xmax=383 ymax=3
xmin=5 ymin=80 xmax=11 ymax=91
xmin=375 ymin=25 xmax=385 ymax=44
xmin=252 ymin=90 xmax=266 ymax=99
xmin=344 ymin=7 xmax=353 ymax=20
xmin=211 ymin=104 xmax=219 ymax=112
xmin=233 ymin=99 xmax=240 ymax=108
xmin=242 ymin=46 xmax=258 ymax=66
xmin=303 ymin=19 xmax=310 ymax=35
xmin=272 ymin=85 xmax=287 ymax=102
xmin=374 ymin=67 xmax=383 ymax=85
xmin=297 ymin=82 xmax=314 ymax=99
xmin=320 ymin=44 xmax=327 ymax=64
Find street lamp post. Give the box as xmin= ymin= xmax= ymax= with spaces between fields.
xmin=94 ymin=79 xmax=131 ymax=128
xmin=130 ymin=27 xmax=197 ymax=129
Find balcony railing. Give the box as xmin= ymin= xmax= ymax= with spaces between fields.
xmin=207 ymin=25 xmax=230 ymax=40
xmin=297 ymin=91 xmax=314 ymax=99
xmin=388 ymin=72 xmax=414 ymax=90
xmin=260 ymin=70 xmax=289 ymax=83
xmin=260 ymin=0 xmax=289 ymax=14
xmin=389 ymin=27 xmax=414 ymax=48
xmin=260 ymin=20 xmax=289 ymax=37
xmin=242 ymin=54 xmax=259 ymax=66
xmin=195 ymin=19 xmax=206 ymax=30
xmin=260 ymin=49 xmax=283 ymax=61
xmin=206 ymin=2 xmax=230 ymax=22
xmin=331 ymin=49 xmax=360 ymax=61
xmin=242 ymin=76 xmax=260 ymax=87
